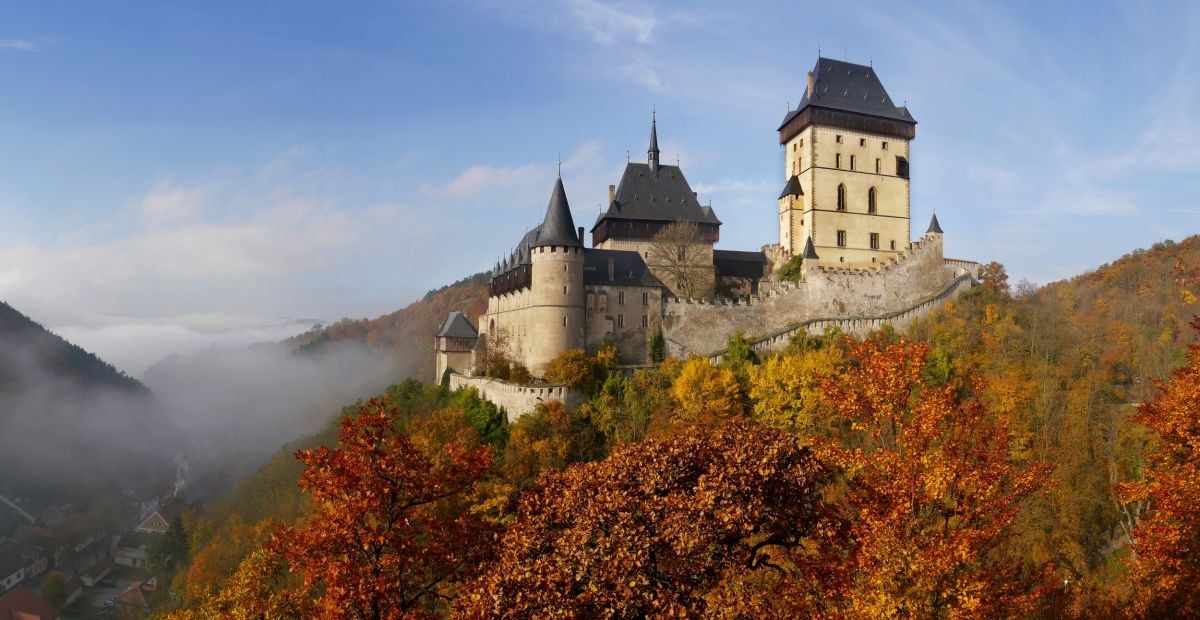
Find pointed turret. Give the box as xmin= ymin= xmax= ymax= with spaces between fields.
xmin=801 ymin=236 xmax=820 ymax=259
xmin=648 ymin=110 xmax=660 ymax=175
xmin=927 ymin=213 xmax=943 ymax=234
xmin=534 ymin=174 xmax=582 ymax=247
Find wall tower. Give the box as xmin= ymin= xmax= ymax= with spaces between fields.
xmin=526 ymin=173 xmax=585 ymax=375
xmin=777 ymin=58 xmax=916 ymax=269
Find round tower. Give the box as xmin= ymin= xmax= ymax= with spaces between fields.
xmin=527 ymin=174 xmax=585 ymax=376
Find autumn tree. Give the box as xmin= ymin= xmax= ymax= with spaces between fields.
xmin=543 ymin=344 xmax=617 ymax=396
xmin=747 ymin=344 xmax=844 ymax=434
xmin=502 ymin=400 xmax=603 ymax=489
xmin=812 ymin=336 xmax=1057 ymax=616
xmin=456 ymin=422 xmax=835 ymax=618
xmin=41 ymin=571 xmax=67 ymax=606
xmin=666 ymin=357 xmax=744 ymax=429
xmin=979 ymin=260 xmax=1011 ymax=295
xmin=267 ymin=398 xmax=496 ymax=619
xmin=1116 ymin=316 xmax=1200 ymax=617
xmin=647 ymin=221 xmax=714 ymax=299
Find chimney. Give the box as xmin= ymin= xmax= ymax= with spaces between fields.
xmin=608 ymin=184 xmax=616 ymax=203
xmin=806 ymin=71 xmax=815 ymax=98
xmin=578 ymin=226 xmax=585 ymax=244
xmin=607 ymin=258 xmax=615 ymax=281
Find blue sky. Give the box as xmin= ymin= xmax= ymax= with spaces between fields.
xmin=2 ymin=1 xmax=1198 ymax=375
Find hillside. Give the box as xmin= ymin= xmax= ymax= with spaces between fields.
xmin=0 ymin=301 xmax=146 ymax=395
xmin=168 ymin=236 xmax=1200 ymax=617
xmin=286 ymin=271 xmax=490 ymax=381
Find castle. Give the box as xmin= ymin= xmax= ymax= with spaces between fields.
xmin=436 ymin=58 xmax=978 ymax=411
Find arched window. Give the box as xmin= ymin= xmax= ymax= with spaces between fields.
xmin=837 ymin=184 xmax=846 ymax=211
xmin=868 ymin=187 xmax=877 ymax=214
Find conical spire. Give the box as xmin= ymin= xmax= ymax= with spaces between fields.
xmin=802 ymin=236 xmax=820 ymax=259
xmin=534 ymin=175 xmax=582 ymax=247
xmin=927 ymin=213 xmax=943 ymax=234
xmin=648 ymin=108 xmax=660 ymax=174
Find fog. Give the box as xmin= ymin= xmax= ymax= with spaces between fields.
xmin=0 ymin=344 xmax=175 ymax=497
xmin=1 ymin=333 xmax=404 ymax=502
xmin=143 ymin=340 xmax=403 ymax=494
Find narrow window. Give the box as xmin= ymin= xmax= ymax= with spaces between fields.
xmin=875 ymin=158 xmax=881 ymax=173
xmin=800 ymin=138 xmax=804 ymax=147
xmin=836 ymin=134 xmax=843 ymax=143
xmin=617 ymin=314 xmax=625 ymax=328
xmin=792 ymin=143 xmax=797 ymax=152
xmin=896 ymin=156 xmax=909 ymax=178
xmin=870 ymin=232 xmax=880 ymax=249
xmin=562 ymin=316 xmax=567 ymax=326
xmin=835 ymin=153 xmax=842 ymax=169
xmin=837 ymin=184 xmax=846 ymax=211
xmin=868 ymin=187 xmax=877 ymax=214
xmin=618 ymin=291 xmax=625 ymax=305
xmin=890 ymin=240 xmax=896 ymax=250
xmin=642 ymin=291 xmax=649 ymax=305
xmin=641 ymin=315 xmax=648 ymax=328
xmin=850 ymin=155 xmax=856 ymax=170
xmin=837 ymin=230 xmax=847 ymax=247
xmin=563 ymin=285 xmax=567 ymax=294
xmin=882 ymin=141 xmax=888 ymax=150
xmin=859 ymin=138 xmax=866 ymax=147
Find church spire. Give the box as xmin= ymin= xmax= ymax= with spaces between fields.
xmin=647 ymin=108 xmax=660 ymax=175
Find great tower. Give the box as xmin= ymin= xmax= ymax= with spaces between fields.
xmin=777 ymin=58 xmax=916 ymax=269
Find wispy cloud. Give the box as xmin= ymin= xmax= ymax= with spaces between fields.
xmin=134 ymin=179 xmax=209 ymax=224
xmin=0 ymin=38 xmax=45 ymax=52
xmin=568 ymin=0 xmax=655 ymax=45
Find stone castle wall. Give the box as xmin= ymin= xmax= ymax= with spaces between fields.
xmin=662 ymin=233 xmax=969 ymax=357
xmin=447 ymin=372 xmax=582 ymax=422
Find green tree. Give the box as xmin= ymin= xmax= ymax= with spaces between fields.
xmin=650 ymin=329 xmax=666 ymax=363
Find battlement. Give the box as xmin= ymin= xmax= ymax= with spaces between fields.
xmin=447 ymin=372 xmax=582 ymax=422
xmin=661 ymin=232 xmax=965 ymax=357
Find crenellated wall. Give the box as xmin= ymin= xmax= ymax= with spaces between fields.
xmin=447 ymin=372 xmax=582 ymax=422
xmin=662 ymin=233 xmax=973 ymax=357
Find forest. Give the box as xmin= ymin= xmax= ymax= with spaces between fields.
xmin=155 ymin=236 xmax=1199 ymax=618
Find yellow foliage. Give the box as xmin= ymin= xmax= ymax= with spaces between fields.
xmin=747 ymin=346 xmax=844 ymax=434
xmin=669 ymin=357 xmax=743 ymax=427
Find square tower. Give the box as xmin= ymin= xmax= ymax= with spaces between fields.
xmin=777 ymin=58 xmax=916 ymax=269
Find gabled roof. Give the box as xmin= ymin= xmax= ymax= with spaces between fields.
xmin=927 ymin=213 xmax=943 ymax=234
xmin=591 ymin=163 xmax=721 ymax=231
xmin=779 ymin=57 xmax=916 ymax=130
xmin=535 ymin=176 xmax=582 ymax=248
xmin=114 ymin=580 xmax=155 ymax=609
xmin=779 ymin=175 xmax=804 ymax=199
xmin=583 ymin=249 xmax=662 ymax=287
xmin=435 ymin=311 xmax=478 ymax=339
xmin=0 ymin=585 xmax=60 ymax=620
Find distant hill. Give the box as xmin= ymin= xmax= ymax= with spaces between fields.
xmin=0 ymin=301 xmax=176 ymax=503
xmin=287 ymin=272 xmax=490 ymax=381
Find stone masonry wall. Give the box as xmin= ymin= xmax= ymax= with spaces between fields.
xmin=662 ymin=233 xmax=968 ymax=357
xmin=448 ymin=372 xmax=582 ymax=423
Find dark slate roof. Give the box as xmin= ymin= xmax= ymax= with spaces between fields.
xmin=802 ymin=236 xmax=820 ymax=259
xmin=535 ymin=176 xmax=582 ymax=247
xmin=648 ymin=115 xmax=660 ymax=159
xmin=714 ymin=249 xmax=766 ymax=263
xmin=583 ymin=249 xmax=662 ymax=287
xmin=714 ymin=249 xmax=768 ymax=279
xmin=778 ymin=57 xmax=916 ymax=130
xmin=779 ymin=175 xmax=804 ymax=199
xmin=927 ymin=213 xmax=943 ymax=234
xmin=435 ymin=311 xmax=479 ymax=338
xmin=591 ymin=163 xmax=722 ymax=231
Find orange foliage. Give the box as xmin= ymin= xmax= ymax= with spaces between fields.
xmin=1118 ymin=317 xmax=1200 ymax=617
xmin=267 ymin=398 xmax=496 ymax=618
xmin=813 ymin=337 xmax=1057 ymax=616
xmin=456 ymin=422 xmax=835 ymax=618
